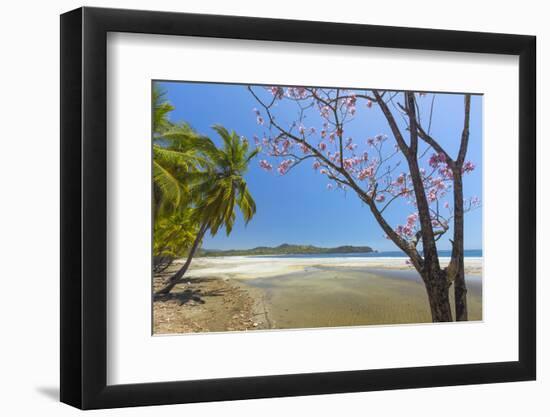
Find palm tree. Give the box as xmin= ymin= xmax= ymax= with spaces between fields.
xmin=155 ymin=125 xmax=259 ymax=295
xmin=153 ymin=210 xmax=198 ymax=273
xmin=152 ymin=85 xmax=174 ymax=134
xmin=152 ymin=84 xmax=209 ymax=272
xmin=152 ymin=123 xmax=210 ymax=220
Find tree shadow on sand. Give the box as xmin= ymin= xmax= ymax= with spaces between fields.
xmin=153 ymin=277 xmax=227 ymax=306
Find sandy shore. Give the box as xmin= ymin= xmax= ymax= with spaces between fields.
xmin=153 ymin=269 xmax=270 ymax=334
xmin=153 ymin=255 xmax=483 ymax=334
xmin=179 ymin=255 xmax=483 ymax=280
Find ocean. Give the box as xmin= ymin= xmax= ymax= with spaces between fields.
xmin=255 ymin=249 xmax=482 ymax=259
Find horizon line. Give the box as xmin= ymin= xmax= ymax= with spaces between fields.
xmin=202 ymin=243 xmax=483 ymax=252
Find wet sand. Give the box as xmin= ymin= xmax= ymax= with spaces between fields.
xmin=153 ymin=256 xmax=483 ymax=334
xmin=243 ymin=266 xmax=482 ymax=329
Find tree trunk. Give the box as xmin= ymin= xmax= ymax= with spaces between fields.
xmin=155 ymin=223 xmax=208 ymax=296
xmin=423 ymin=271 xmax=453 ymax=322
xmin=403 ymin=92 xmax=441 ymax=272
xmin=157 ymin=258 xmax=174 ymax=273
xmin=451 ymin=169 xmax=468 ymax=321
xmin=451 ymin=94 xmax=471 ymax=321
xmin=153 ymin=256 xmax=172 ymax=273
xmin=453 ymin=259 xmax=468 ymax=321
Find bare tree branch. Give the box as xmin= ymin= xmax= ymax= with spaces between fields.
xmin=372 ymin=90 xmax=410 ymax=154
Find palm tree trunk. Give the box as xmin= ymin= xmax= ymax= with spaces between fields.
xmin=156 ymin=257 xmax=174 ymax=273
xmin=155 ymin=223 xmax=208 ymax=295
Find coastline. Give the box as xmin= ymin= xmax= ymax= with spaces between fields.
xmin=153 ymin=255 xmax=483 ymax=334
xmin=183 ymin=255 xmax=483 ymax=280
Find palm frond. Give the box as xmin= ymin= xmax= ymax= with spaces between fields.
xmin=152 ymin=84 xmax=174 ymax=134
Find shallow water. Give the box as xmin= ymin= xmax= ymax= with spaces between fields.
xmin=243 ymin=267 xmax=482 ymax=329
xmin=253 ymin=249 xmax=483 ymax=259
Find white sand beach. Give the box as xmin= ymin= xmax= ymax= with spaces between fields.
xmin=155 ymin=255 xmax=483 ymax=333
xmin=181 ymin=255 xmax=483 ymax=280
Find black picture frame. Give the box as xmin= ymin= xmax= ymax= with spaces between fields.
xmin=60 ymin=6 xmax=536 ymax=410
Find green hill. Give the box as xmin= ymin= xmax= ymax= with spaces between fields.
xmin=197 ymin=243 xmax=374 ymax=257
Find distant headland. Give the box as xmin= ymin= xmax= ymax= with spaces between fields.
xmin=198 ymin=243 xmax=375 ymax=257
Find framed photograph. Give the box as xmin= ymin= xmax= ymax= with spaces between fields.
xmin=60 ymin=6 xmax=536 ymax=409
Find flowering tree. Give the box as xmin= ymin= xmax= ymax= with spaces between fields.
xmin=249 ymin=86 xmax=479 ymax=322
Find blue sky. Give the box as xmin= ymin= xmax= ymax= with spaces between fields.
xmin=157 ymin=81 xmax=482 ymax=252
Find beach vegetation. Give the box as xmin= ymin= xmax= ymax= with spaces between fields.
xmin=152 ymin=85 xmax=259 ymax=294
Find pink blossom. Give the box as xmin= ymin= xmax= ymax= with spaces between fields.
xmin=259 ymin=160 xmax=272 ymax=171
xmin=256 ymin=116 xmax=264 ymax=125
xmin=375 ymin=194 xmax=386 ymax=202
xmin=395 ymin=224 xmax=414 ymax=238
xmin=462 ymin=161 xmax=475 ymax=174
xmin=268 ymin=86 xmax=284 ymax=99
xmin=345 ymin=95 xmax=356 ymax=106
xmin=286 ymin=87 xmax=307 ymax=99
xmin=318 ymin=142 xmax=327 ymax=151
xmin=326 ymin=183 xmax=334 ymax=190
xmin=466 ymin=196 xmax=481 ymax=208
xmin=277 ymin=159 xmax=294 ymax=175
xmin=345 ymin=137 xmax=357 ymax=151
xmin=320 ymin=106 xmax=331 ymax=118
xmin=358 ymin=166 xmax=375 ymax=181
xmin=429 ymin=152 xmax=447 ymax=168
xmin=330 ymin=152 xmax=341 ymax=162
xmin=431 ymin=177 xmax=447 ymax=191
xmin=407 ymin=213 xmax=418 ymax=226
xmin=366 ymin=100 xmax=373 ymax=108
xmin=281 ymin=139 xmax=291 ymax=154
xmin=343 ymin=158 xmax=358 ymax=170
xmin=439 ymin=166 xmax=454 ymax=179
xmin=344 ymin=95 xmax=357 ymax=115
xmin=313 ymin=161 xmax=321 ymax=170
